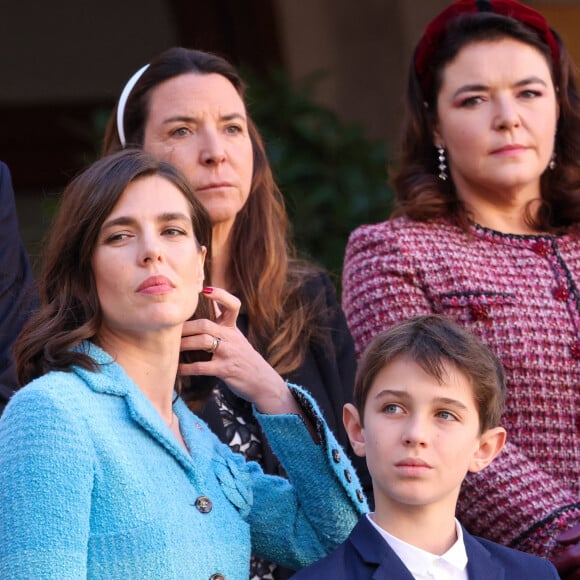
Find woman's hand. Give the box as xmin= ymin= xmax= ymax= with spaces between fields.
xmin=553 ymin=523 xmax=580 ymax=579
xmin=178 ymin=287 xmax=301 ymax=416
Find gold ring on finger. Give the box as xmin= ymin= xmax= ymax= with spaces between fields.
xmin=207 ymin=336 xmax=222 ymax=354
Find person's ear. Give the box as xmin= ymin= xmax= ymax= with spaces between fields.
xmin=196 ymin=245 xmax=207 ymax=290
xmin=433 ymin=127 xmax=444 ymax=149
xmin=343 ymin=403 xmax=366 ymax=458
xmin=468 ymin=427 xmax=506 ymax=473
xmin=431 ymin=109 xmax=443 ymax=148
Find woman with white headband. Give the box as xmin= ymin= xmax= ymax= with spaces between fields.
xmin=103 ymin=47 xmax=371 ymax=580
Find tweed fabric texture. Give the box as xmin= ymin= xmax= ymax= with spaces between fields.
xmin=342 ymin=216 xmax=579 ymax=559
xmin=0 ymin=342 xmax=367 ymax=579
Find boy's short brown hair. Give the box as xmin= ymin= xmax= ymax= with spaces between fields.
xmin=354 ymin=315 xmax=506 ymax=433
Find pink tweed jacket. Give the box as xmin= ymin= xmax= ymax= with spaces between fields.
xmin=342 ymin=216 xmax=579 ymax=560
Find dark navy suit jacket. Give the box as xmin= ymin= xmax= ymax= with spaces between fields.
xmin=292 ymin=516 xmax=559 ymax=579
xmin=0 ymin=162 xmax=38 ymax=414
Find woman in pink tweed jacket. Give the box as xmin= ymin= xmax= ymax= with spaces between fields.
xmin=342 ymin=1 xmax=579 ymax=577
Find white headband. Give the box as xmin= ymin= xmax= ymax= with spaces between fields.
xmin=116 ymin=64 xmax=150 ymax=147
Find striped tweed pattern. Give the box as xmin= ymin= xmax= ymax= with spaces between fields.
xmin=342 ymin=216 xmax=579 ymax=559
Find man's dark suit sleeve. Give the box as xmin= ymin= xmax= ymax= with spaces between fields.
xmin=0 ymin=162 xmax=38 ymax=413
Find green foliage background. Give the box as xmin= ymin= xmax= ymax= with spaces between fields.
xmin=245 ymin=69 xmax=394 ymax=277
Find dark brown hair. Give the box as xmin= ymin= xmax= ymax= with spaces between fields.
xmin=103 ymin=47 xmax=326 ymax=375
xmin=14 ymin=149 xmax=213 ymax=385
xmin=393 ymin=12 xmax=580 ymax=232
xmin=353 ymin=315 xmax=506 ymax=433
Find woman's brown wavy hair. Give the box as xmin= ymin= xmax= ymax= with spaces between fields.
xmin=393 ymin=12 xmax=580 ymax=232
xmin=102 ymin=47 xmax=325 ymax=376
xmin=14 ymin=149 xmax=214 ymax=386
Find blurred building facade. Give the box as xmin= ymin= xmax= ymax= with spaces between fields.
xmin=0 ymin=0 xmax=577 ymax=243
xmin=1 ymin=1 xmax=577 ymax=186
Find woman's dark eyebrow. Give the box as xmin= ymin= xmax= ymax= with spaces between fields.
xmin=452 ymin=76 xmax=548 ymax=99
xmin=100 ymin=212 xmax=190 ymax=231
xmin=162 ymin=112 xmax=247 ymax=125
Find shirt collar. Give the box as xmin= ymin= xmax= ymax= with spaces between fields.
xmin=366 ymin=513 xmax=468 ymax=579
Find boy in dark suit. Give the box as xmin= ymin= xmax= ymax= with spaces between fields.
xmin=293 ymin=315 xmax=558 ymax=579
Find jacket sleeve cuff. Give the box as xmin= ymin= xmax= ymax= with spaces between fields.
xmin=254 ymin=382 xmax=368 ymax=512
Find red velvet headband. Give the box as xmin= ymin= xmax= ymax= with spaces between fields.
xmin=414 ymin=0 xmax=559 ymax=99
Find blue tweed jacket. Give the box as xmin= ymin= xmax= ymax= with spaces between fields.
xmin=0 ymin=342 xmax=367 ymax=579
xmin=292 ymin=515 xmax=559 ymax=579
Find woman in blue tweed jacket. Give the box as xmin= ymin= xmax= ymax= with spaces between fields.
xmin=0 ymin=150 xmax=367 ymax=579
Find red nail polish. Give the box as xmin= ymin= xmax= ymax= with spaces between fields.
xmin=202 ymin=286 xmax=214 ymax=294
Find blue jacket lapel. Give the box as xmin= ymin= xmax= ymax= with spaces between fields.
xmin=349 ymin=517 xmax=505 ymax=580
xmin=72 ymin=341 xmax=201 ymax=481
xmin=464 ymin=527 xmax=505 ymax=580
xmin=350 ymin=517 xmax=416 ymax=580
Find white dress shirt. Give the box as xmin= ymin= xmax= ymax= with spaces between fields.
xmin=366 ymin=513 xmax=469 ymax=580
